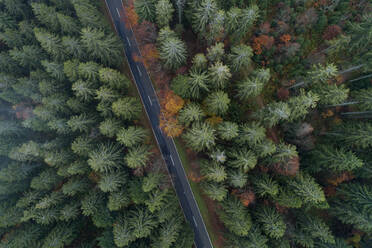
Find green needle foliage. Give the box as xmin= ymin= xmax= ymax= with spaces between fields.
xmin=178 ymin=103 xmax=205 ymax=126
xmin=125 ymin=145 xmax=152 ymax=169
xmin=237 ymin=68 xmax=270 ymax=100
xmin=228 ymin=169 xmax=248 ymax=188
xmin=134 ymin=0 xmax=157 ymax=22
xmin=228 ymin=148 xmax=257 ymax=172
xmin=88 ymin=142 xmax=123 ymax=173
xmin=200 ymin=159 xmax=227 ymax=182
xmin=311 ymin=145 xmax=364 ymax=172
xmin=217 ymin=121 xmax=239 ymax=140
xmin=252 ymin=174 xmax=279 ymax=197
xmin=201 ymin=181 xmax=227 ymax=201
xmin=183 ymin=122 xmax=216 ymax=152
xmin=159 ymin=37 xmax=187 ymax=70
xmin=116 ymin=126 xmax=149 ymax=148
xmin=112 ymin=97 xmax=142 ymax=121
xmin=228 ymin=44 xmax=253 ymax=72
xmin=155 ymin=0 xmax=174 ymax=28
xmin=204 ymin=91 xmax=231 ymax=115
xmin=255 ymin=206 xmax=286 ymax=239
xmin=218 ymin=196 xmax=252 ymax=236
xmin=208 ymin=62 xmax=232 ymax=89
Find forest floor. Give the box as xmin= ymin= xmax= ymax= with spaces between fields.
xmin=175 ymin=139 xmax=225 ymax=248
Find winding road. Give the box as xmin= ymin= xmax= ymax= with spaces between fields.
xmin=103 ymin=1 xmax=214 ymax=247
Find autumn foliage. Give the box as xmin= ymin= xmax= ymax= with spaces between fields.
xmin=124 ymin=0 xmax=138 ymax=28
xmin=252 ymin=35 xmax=274 ymax=55
xmin=159 ymin=90 xmax=185 ymax=137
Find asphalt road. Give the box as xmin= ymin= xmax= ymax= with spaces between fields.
xmin=104 ymin=1 xmax=214 ymax=247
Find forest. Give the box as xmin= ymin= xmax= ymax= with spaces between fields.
xmin=0 ymin=0 xmax=371 ymax=248
xmin=125 ymin=0 xmax=372 ymax=247
xmin=0 ymin=0 xmax=194 ymax=247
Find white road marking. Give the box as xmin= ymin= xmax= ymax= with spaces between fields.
xmin=170 ymin=155 xmax=175 ymax=165
xmin=148 ymin=95 xmax=152 ymax=105
xmin=137 ymin=65 xmax=142 ymax=76
xmin=116 ymin=8 xmax=120 ymax=17
xmin=126 ymin=36 xmax=131 ymax=46
xmin=193 ymin=216 xmax=198 ymax=227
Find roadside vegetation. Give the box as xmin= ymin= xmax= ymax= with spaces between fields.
xmin=0 ymin=0 xmax=193 ymax=247
xmin=127 ymin=0 xmax=372 ymax=247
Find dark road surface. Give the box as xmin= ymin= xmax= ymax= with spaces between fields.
xmin=104 ymin=1 xmax=214 ymax=247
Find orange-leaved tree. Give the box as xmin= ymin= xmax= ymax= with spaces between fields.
xmin=159 ymin=90 xmax=185 ymax=137
xmin=124 ymin=0 xmax=138 ymax=28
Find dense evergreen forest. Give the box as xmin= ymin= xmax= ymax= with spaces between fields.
xmin=125 ymin=0 xmax=372 ymax=247
xmin=0 ymin=0 xmax=194 ymax=247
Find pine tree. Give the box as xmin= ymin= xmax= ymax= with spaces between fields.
xmin=237 ymin=68 xmax=270 ymax=100
xmin=95 ymin=86 xmax=120 ymax=105
xmin=64 ymin=59 xmax=80 ymax=81
xmin=157 ymin=26 xmax=178 ymax=45
xmin=183 ymin=122 xmax=216 ymax=151
xmin=30 ymin=168 xmax=62 ymax=190
xmin=228 ymin=44 xmax=253 ymax=71
xmin=187 ymin=70 xmax=210 ymax=99
xmin=112 ymin=97 xmax=142 ymax=120
xmin=252 ymin=174 xmax=279 ymax=197
xmin=78 ymin=61 xmax=101 ymax=81
xmin=228 ymin=148 xmax=257 ymax=172
xmin=236 ymin=122 xmax=266 ymax=146
xmin=142 ymin=172 xmax=165 ymax=192
xmin=134 ymin=0 xmax=157 ymax=22
xmin=81 ymin=27 xmax=122 ymax=66
xmin=71 ymin=0 xmax=107 ymax=29
xmin=35 ymin=191 xmax=65 ymax=209
xmin=289 ymin=174 xmax=326 ymax=205
xmin=117 ymin=126 xmax=149 ymax=147
xmin=228 ymin=169 xmax=248 ymax=188
xmin=31 ymin=3 xmax=60 ymax=32
xmin=225 ymin=225 xmax=269 ymax=248
xmin=41 ymin=60 xmax=66 ymax=81
xmin=145 ymin=188 xmax=170 ymax=213
xmin=325 ymin=122 xmax=372 ymax=149
xmin=288 ymin=90 xmax=319 ymax=121
xmin=113 ymin=214 xmax=135 ymax=247
xmin=191 ymin=0 xmax=218 ymax=34
xmin=34 ymin=28 xmax=65 ymax=61
xmin=331 ymin=183 xmax=372 ymax=233
xmin=99 ymin=67 xmax=130 ymax=90
xmin=99 ymin=118 xmax=122 ymax=138
xmin=297 ymin=214 xmax=335 ymax=245
xmin=218 ymin=196 xmax=252 ymax=236
xmin=159 ymin=37 xmax=187 ymax=70
xmin=217 ymin=121 xmax=239 ymax=140
xmin=67 ymin=113 xmax=97 ymax=133
xmin=208 ymin=62 xmax=232 ymax=89
xmin=59 ymin=201 xmax=81 ymax=221
xmin=72 ymin=80 xmax=98 ymax=102
xmin=204 ymin=91 xmax=230 ymax=115
xmin=191 ymin=53 xmax=208 ymax=72
xmin=71 ymin=135 xmax=95 ymax=157
xmin=156 ymin=0 xmax=174 ymax=27
xmin=41 ymin=223 xmax=79 ymax=248
xmin=255 ymin=101 xmax=291 ymax=127
xmin=125 ymin=145 xmax=152 ymax=169
xmin=62 ymin=176 xmax=90 ymax=196
xmin=255 ymin=206 xmax=286 ymax=239
xmin=88 ymin=142 xmax=123 ymax=173
xmin=201 ymin=181 xmax=227 ymax=201
xmin=311 ymin=145 xmax=363 ymax=172
xmin=56 ymin=13 xmax=80 ymax=35
xmin=108 ymin=189 xmax=130 ymax=211
xmin=253 ymin=138 xmax=277 ymax=158
xmin=206 ymin=42 xmax=224 ymax=62
xmin=98 ymin=171 xmax=127 ymax=193
xmin=236 ymin=5 xmax=259 ymax=38
xmin=178 ymin=103 xmax=205 ymax=126
xmin=129 ymin=207 xmax=157 ymax=239
xmin=200 ymin=159 xmax=227 ymax=182
xmin=9 ymin=45 xmax=46 ymax=69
